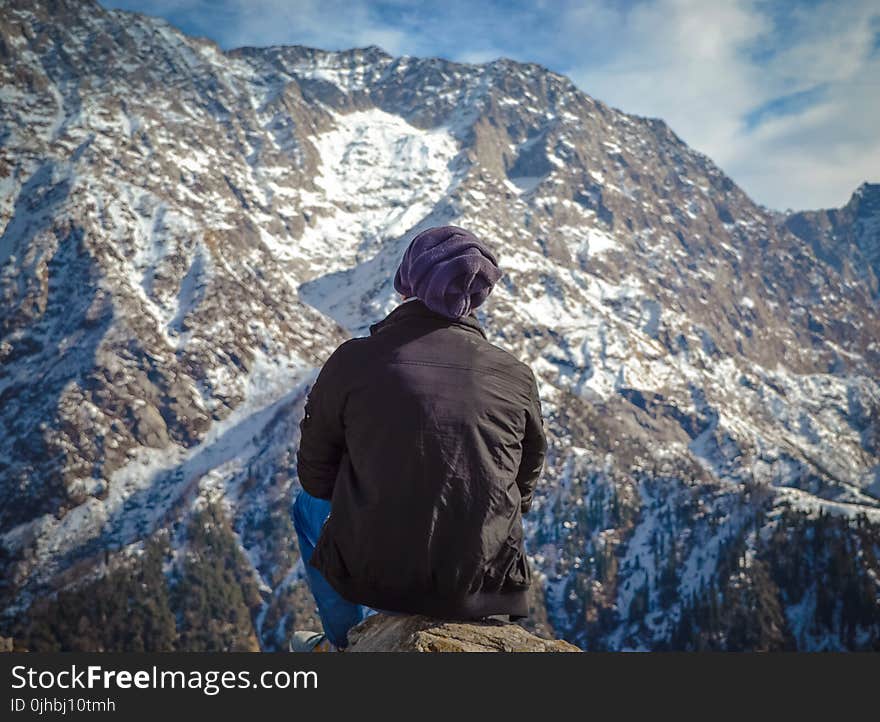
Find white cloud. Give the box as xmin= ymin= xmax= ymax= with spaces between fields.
xmin=104 ymin=0 xmax=411 ymax=53
xmin=734 ymin=55 xmax=880 ymax=210
xmin=455 ymin=49 xmax=505 ymax=65
xmin=221 ymin=0 xmax=409 ymax=53
xmin=561 ymin=0 xmax=880 ymax=210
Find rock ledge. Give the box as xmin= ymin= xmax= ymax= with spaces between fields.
xmin=346 ymin=614 xmax=581 ymax=652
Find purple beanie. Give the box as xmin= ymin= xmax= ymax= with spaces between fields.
xmin=393 ymin=226 xmax=502 ymax=319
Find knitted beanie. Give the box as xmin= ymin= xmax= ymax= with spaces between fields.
xmin=392 ymin=226 xmax=502 ymax=319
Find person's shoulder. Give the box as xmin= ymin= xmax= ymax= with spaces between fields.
xmin=478 ymin=339 xmax=537 ymax=386
xmin=335 ymin=336 xmax=368 ymax=353
xmin=321 ymin=336 xmax=368 ymax=370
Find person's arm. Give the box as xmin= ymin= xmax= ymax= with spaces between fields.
xmin=515 ymin=370 xmax=547 ymax=514
xmin=296 ymin=343 xmax=349 ymax=500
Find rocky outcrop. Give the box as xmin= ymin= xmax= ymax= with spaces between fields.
xmin=783 ymin=182 xmax=880 ymax=297
xmin=346 ymin=614 xmax=581 ymax=652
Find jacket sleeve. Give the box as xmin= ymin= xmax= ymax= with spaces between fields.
xmin=515 ymin=370 xmax=547 ymax=514
xmin=296 ymin=343 xmax=349 ymax=500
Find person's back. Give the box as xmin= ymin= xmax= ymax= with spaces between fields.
xmin=291 ymin=226 xmax=547 ymax=651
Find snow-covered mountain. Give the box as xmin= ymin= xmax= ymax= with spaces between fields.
xmin=1 ymin=0 xmax=878 ymax=651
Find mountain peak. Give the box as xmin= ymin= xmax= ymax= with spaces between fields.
xmin=851 ymin=181 xmax=880 ymax=213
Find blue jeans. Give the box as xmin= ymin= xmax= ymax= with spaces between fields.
xmin=292 ymin=490 xmax=374 ymax=648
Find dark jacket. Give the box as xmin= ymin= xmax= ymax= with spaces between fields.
xmin=296 ymin=298 xmax=547 ymax=620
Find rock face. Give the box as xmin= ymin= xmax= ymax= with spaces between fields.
xmin=1 ymin=0 xmax=879 ymax=652
xmin=782 ymin=182 xmax=880 ymax=298
xmin=347 ymin=614 xmax=581 ymax=652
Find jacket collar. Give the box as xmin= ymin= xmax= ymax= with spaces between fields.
xmin=369 ymin=298 xmax=488 ymax=340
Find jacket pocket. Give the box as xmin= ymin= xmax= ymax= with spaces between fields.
xmin=504 ymin=539 xmax=531 ymax=590
xmin=483 ymin=531 xmax=531 ymax=593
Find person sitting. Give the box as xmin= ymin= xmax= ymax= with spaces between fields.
xmin=290 ymin=225 xmax=547 ymax=652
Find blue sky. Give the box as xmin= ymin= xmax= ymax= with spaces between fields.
xmin=99 ymin=0 xmax=880 ymax=211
